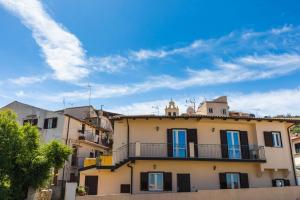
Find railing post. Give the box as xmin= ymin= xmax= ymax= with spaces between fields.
xmin=135 ymin=142 xmax=141 ymax=157
xmin=189 ymin=142 xmax=195 ymax=158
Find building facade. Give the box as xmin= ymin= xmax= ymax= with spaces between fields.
xmin=1 ymin=101 xmax=113 ymax=199
xmin=79 ymin=105 xmax=299 ymax=195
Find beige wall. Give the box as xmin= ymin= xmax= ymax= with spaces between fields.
xmin=114 ymin=118 xmax=294 ymax=172
xmin=196 ymin=102 xmax=229 ymax=116
xmin=87 ymin=117 xmax=296 ymax=195
xmin=80 ymin=160 xmax=294 ymax=195
xmin=77 ymin=186 xmax=300 ymax=200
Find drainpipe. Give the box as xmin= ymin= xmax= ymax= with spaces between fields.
xmin=287 ymin=123 xmax=298 ymax=185
xmin=127 ymin=163 xmax=133 ymax=194
xmin=127 ymin=119 xmax=130 ymax=157
xmin=61 ymin=116 xmax=71 ymax=199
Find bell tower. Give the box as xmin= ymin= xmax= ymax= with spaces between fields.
xmin=165 ymin=99 xmax=179 ymax=116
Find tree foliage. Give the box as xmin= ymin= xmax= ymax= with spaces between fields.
xmin=0 ymin=110 xmax=72 ymax=200
xmin=292 ymin=124 xmax=300 ymax=135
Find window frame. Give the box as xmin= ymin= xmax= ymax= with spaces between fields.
xmin=272 ymin=132 xmax=282 ymax=147
xmin=226 ymin=173 xmax=240 ymax=189
xmin=148 ymin=172 xmax=164 ymax=192
xmin=208 ymin=108 xmax=213 ymax=113
xmin=295 ymin=143 xmax=300 ymax=153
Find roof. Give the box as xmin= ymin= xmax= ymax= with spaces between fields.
xmin=112 ymin=114 xmax=300 ymax=123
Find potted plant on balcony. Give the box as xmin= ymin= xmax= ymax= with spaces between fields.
xmin=76 ymin=186 xmax=86 ymax=196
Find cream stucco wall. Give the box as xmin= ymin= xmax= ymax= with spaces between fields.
xmin=77 ymin=186 xmax=300 ymax=200
xmin=80 ymin=160 xmax=294 ymax=195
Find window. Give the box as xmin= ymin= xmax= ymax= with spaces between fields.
xmin=81 ymin=124 xmax=86 ymax=133
xmin=173 ymin=129 xmax=187 ymax=158
xmin=272 ymin=132 xmax=282 ymax=147
xmin=295 ymin=143 xmax=300 ymax=153
xmin=173 ymin=112 xmax=176 ymax=116
xmin=222 ymin=109 xmax=227 ymax=115
xmin=168 ymin=112 xmax=171 ymax=116
xmin=120 ymin=184 xmax=131 ymax=193
xmin=272 ymin=179 xmax=290 ymax=187
xmin=227 ymin=131 xmax=241 ymax=159
xmin=226 ymin=173 xmax=240 ymax=189
xmin=43 ymin=117 xmax=57 ymax=129
xmin=148 ymin=173 xmax=163 ymax=191
xmin=208 ymin=108 xmax=213 ymax=113
xmin=264 ymin=131 xmax=283 ymax=148
xmin=23 ymin=118 xmax=38 ymax=126
xmin=275 ymin=179 xmax=284 ymax=187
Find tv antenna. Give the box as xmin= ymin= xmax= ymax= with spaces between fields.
xmin=152 ymin=105 xmax=160 ymax=115
xmin=186 ymin=98 xmax=196 ymax=111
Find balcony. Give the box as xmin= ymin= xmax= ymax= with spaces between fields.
xmin=127 ymin=143 xmax=266 ymax=162
xmin=105 ymin=143 xmax=266 ymax=165
xmin=78 ymin=130 xmax=100 ymax=144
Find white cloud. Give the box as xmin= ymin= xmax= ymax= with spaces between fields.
xmin=9 ymin=75 xmax=48 ymax=85
xmin=229 ymin=88 xmax=300 ymax=116
xmin=37 ymin=52 xmax=300 ymax=102
xmin=0 ymin=0 xmax=89 ymax=81
xmin=89 ymin=55 xmax=130 ymax=73
xmin=109 ymin=87 xmax=300 ymax=116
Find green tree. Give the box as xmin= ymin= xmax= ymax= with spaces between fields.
xmin=0 ymin=110 xmax=72 ymax=200
xmin=291 ymin=124 xmax=300 ymax=135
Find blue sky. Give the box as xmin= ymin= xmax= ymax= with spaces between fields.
xmin=1 ymin=0 xmax=300 ymax=116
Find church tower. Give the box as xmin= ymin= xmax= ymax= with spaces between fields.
xmin=165 ymin=99 xmax=179 ymax=116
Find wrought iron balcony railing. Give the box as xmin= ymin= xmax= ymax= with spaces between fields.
xmin=95 ymin=143 xmax=265 ymax=167
xmin=127 ymin=143 xmax=265 ymax=161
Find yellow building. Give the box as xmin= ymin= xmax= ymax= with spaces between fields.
xmin=79 ymin=101 xmax=299 ymax=196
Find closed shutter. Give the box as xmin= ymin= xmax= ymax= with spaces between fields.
xmin=220 ymin=130 xmax=228 ymax=158
xmin=44 ymin=119 xmax=48 ymax=129
xmin=272 ymin=179 xmax=276 ymax=187
xmin=284 ymin=179 xmax=290 ymax=186
xmin=140 ymin=172 xmax=148 ymax=191
xmin=240 ymin=131 xmax=250 ymax=159
xmin=187 ymin=129 xmax=198 ymax=157
xmin=264 ymin=131 xmax=273 ymax=147
xmin=163 ymin=172 xmax=172 ymax=191
xmin=167 ymin=129 xmax=173 ymax=157
xmin=240 ymin=173 xmax=249 ymax=188
xmin=52 ymin=117 xmax=58 ymax=128
xmin=219 ymin=173 xmax=227 ymax=189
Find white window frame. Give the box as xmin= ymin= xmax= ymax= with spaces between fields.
xmin=226 ymin=173 xmax=240 ymax=189
xmin=47 ymin=118 xmax=53 ymax=129
xmin=227 ymin=131 xmax=241 ymax=159
xmin=172 ymin=129 xmax=187 ymax=158
xmin=148 ymin=173 xmax=163 ymax=191
xmin=272 ymin=132 xmax=282 ymax=147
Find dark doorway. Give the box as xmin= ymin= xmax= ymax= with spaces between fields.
xmin=85 ymin=176 xmax=98 ymax=195
xmin=177 ymin=174 xmax=191 ymax=192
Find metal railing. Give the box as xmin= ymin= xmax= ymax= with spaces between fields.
xmin=127 ymin=143 xmax=266 ymax=161
xmin=112 ymin=145 xmax=128 ymax=165
xmin=78 ymin=131 xmax=100 ymax=144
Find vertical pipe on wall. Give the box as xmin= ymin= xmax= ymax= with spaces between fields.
xmin=287 ymin=123 xmax=298 ymax=186
xmin=127 ymin=119 xmax=130 ymax=157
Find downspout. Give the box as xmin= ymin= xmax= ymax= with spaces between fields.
xmin=127 ymin=118 xmax=130 ymax=157
xmin=127 ymin=163 xmax=133 ymax=194
xmin=61 ymin=116 xmax=71 ymax=198
xmin=287 ymin=123 xmax=298 ymax=185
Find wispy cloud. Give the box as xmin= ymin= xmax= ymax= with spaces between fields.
xmin=0 ymin=0 xmax=89 ymax=81
xmin=9 ymin=75 xmax=48 ymax=85
xmin=35 ymin=52 xmax=300 ymax=102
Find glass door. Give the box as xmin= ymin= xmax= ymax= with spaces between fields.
xmin=227 ymin=131 xmax=241 ymax=159
xmin=173 ymin=129 xmax=187 ymax=157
